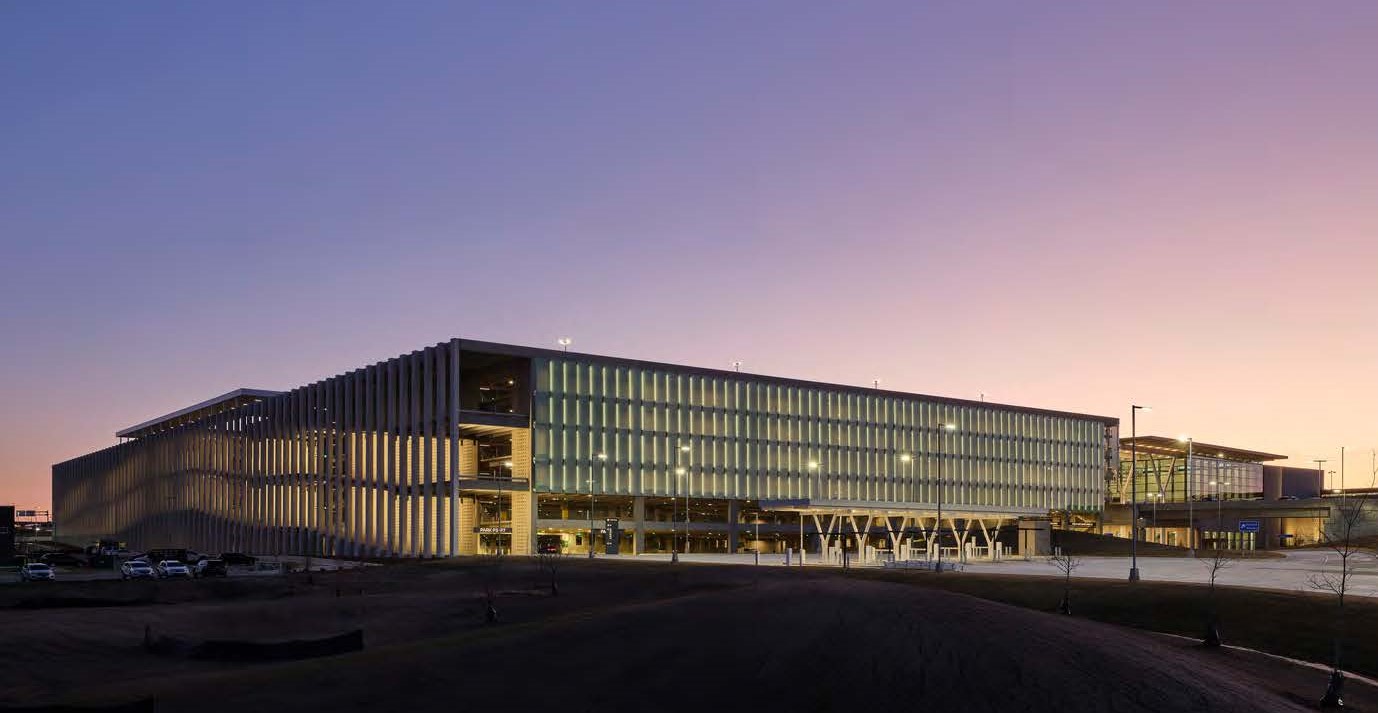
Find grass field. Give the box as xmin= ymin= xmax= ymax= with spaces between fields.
xmin=855 ymin=567 xmax=1376 ymax=678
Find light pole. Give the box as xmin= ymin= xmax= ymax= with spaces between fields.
xmin=1179 ymin=435 xmax=1194 ymax=556
xmin=1208 ymin=478 xmax=1230 ymax=548
xmin=557 ymin=337 xmax=572 ymax=353
xmin=752 ymin=514 xmax=761 ymax=565
xmin=899 ymin=453 xmax=915 ymax=559
xmin=806 ymin=460 xmax=820 ymax=563
xmin=501 ymin=459 xmax=513 ymax=555
xmin=1148 ymin=492 xmax=1159 ymax=540
xmin=672 ymin=444 xmax=690 ymax=563
xmin=900 ymin=453 xmax=914 ymax=503
xmin=935 ymin=423 xmax=955 ymax=573
xmin=591 ymin=453 xmax=607 ymax=559
xmin=1129 ymin=405 xmax=1150 ymax=581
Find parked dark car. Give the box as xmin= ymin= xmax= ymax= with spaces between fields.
xmin=40 ymin=553 xmax=86 ymax=568
xmin=194 ymin=559 xmax=228 ymax=578
xmin=218 ymin=552 xmax=256 ymax=567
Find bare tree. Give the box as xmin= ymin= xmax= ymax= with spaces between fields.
xmin=1047 ymin=550 xmax=1082 ymax=615
xmin=1198 ymin=546 xmax=1237 ymax=647
xmin=537 ymin=545 xmax=564 ymax=596
xmin=1307 ymin=453 xmax=1376 ymax=708
xmin=479 ymin=548 xmax=505 ymax=624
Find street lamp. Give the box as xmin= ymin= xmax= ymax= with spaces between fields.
xmin=1129 ymin=405 xmax=1151 ymax=581
xmin=1208 ymin=478 xmax=1230 ymax=548
xmin=1178 ymin=435 xmax=1194 ymax=556
xmin=501 ymin=460 xmax=513 ymax=555
xmin=899 ymin=453 xmax=914 ymax=504
xmin=672 ymin=444 xmax=691 ymax=563
xmin=591 ymin=453 xmax=607 ymax=559
xmin=805 ymin=460 xmax=820 ymax=563
xmin=899 ymin=453 xmax=916 ymax=561
xmin=935 ymin=423 xmax=955 ymax=573
xmin=1147 ymin=492 xmax=1160 ymax=538
xmin=557 ymin=337 xmax=572 ymax=353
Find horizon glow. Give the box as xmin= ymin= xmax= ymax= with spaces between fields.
xmin=2 ymin=1 xmax=1377 ymax=509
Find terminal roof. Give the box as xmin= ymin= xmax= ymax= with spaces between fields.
xmin=1120 ymin=436 xmax=1287 ymax=463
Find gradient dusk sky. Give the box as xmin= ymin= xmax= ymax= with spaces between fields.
xmin=3 ymin=2 xmax=1376 ymax=509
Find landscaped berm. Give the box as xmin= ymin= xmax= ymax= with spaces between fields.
xmin=2 ymin=559 xmax=1373 ymax=712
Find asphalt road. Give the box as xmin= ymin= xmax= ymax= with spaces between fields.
xmin=13 ymin=549 xmax=1371 ymax=597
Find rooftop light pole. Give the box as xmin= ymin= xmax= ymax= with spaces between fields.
xmin=935 ymin=423 xmax=956 ymax=573
xmin=1129 ymin=405 xmax=1151 ymax=582
xmin=591 ymin=453 xmax=607 ymax=559
xmin=1178 ymin=435 xmax=1194 ymax=556
xmin=557 ymin=337 xmax=572 ymax=353
xmin=1340 ymin=446 xmax=1346 ymax=509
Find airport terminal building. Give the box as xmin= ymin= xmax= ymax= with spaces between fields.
xmin=53 ymin=338 xmax=1119 ymax=560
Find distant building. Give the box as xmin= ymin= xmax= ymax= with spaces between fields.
xmin=0 ymin=506 xmax=14 ymax=564
xmin=1104 ymin=436 xmax=1329 ymax=549
xmin=52 ymin=338 xmax=1118 ymax=560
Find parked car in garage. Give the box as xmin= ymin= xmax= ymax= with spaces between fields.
xmin=40 ymin=553 xmax=86 ymax=568
xmin=19 ymin=563 xmax=56 ymax=582
xmin=156 ymin=560 xmax=192 ymax=578
xmin=194 ymin=559 xmax=228 ymax=578
xmin=218 ymin=552 xmax=257 ymax=567
xmin=121 ymin=560 xmax=156 ymax=580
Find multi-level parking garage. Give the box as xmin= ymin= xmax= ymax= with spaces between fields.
xmin=53 ymin=338 xmax=1119 ymax=561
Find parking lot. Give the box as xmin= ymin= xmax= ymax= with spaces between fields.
xmin=3 ymin=554 xmax=364 ymax=584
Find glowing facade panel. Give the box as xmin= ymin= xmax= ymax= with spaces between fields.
xmin=53 ymin=338 xmax=1117 ymax=556
xmin=531 ymin=357 xmax=1110 ymax=512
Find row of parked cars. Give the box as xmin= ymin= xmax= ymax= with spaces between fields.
xmin=119 ymin=558 xmax=225 ymax=580
xmin=16 ymin=551 xmax=256 ymax=583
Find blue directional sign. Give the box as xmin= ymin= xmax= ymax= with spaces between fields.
xmin=1238 ymin=520 xmax=1260 ymax=533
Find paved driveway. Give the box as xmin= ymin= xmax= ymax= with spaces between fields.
xmin=962 ymin=548 xmax=1378 ymax=598
xmin=627 ymin=549 xmax=1378 ymax=598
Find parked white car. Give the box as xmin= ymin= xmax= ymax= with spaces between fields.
xmin=156 ymin=560 xmax=192 ymax=578
xmin=121 ymin=560 xmax=156 ymax=580
xmin=19 ymin=562 xmax=56 ymax=582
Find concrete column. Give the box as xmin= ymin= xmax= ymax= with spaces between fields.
xmin=509 ymin=489 xmax=535 ymax=555
xmin=726 ymin=500 xmax=739 ymax=554
xmin=459 ymin=440 xmax=479 ymax=476
xmin=1017 ymin=517 xmax=1051 ymax=557
xmin=1260 ymin=516 xmax=1280 ymax=551
xmin=448 ymin=340 xmax=461 ymax=558
xmin=510 ymin=430 xmax=532 ymax=481
xmin=457 ymin=497 xmax=478 ymax=555
xmin=633 ymin=496 xmax=646 ymax=554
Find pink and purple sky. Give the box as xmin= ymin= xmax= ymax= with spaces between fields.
xmin=3 ymin=2 xmax=1376 ymax=509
